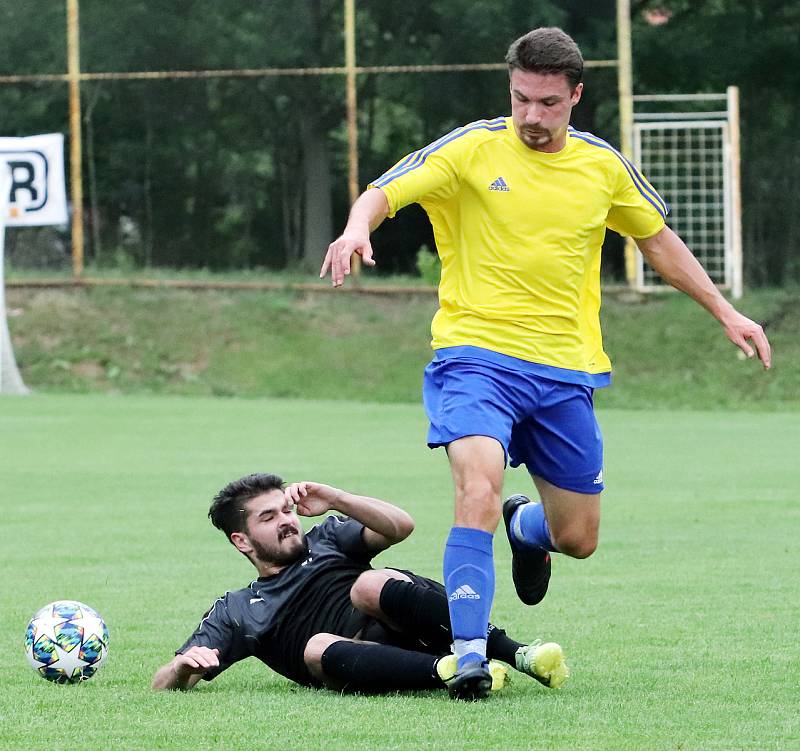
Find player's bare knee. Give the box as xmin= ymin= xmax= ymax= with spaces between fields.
xmin=552 ymin=528 xmax=598 ymax=559
xmin=572 ymin=538 xmax=598 ymax=559
xmin=350 ymin=569 xmax=411 ymax=615
xmin=303 ymin=633 xmax=341 ymax=680
xmin=349 ymin=570 xmax=384 ymax=614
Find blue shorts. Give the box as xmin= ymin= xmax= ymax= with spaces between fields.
xmin=423 ymin=352 xmax=604 ymax=494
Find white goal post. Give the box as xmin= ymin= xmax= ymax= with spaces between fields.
xmin=1 ymin=164 xmax=30 ymax=395
xmin=632 ymin=87 xmax=743 ymax=299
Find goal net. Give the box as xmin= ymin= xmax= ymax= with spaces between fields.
xmin=1 ymin=164 xmax=30 ymax=395
xmin=632 ymin=89 xmax=742 ymax=298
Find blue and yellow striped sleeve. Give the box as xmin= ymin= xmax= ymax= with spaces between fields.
xmin=368 ymin=118 xmax=507 ymax=217
xmin=605 ymin=156 xmax=668 ymax=239
xmin=569 ymin=128 xmax=668 ymax=239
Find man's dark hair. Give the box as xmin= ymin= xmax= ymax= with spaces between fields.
xmin=208 ymin=473 xmax=285 ymax=540
xmin=505 ymin=27 xmax=584 ymax=89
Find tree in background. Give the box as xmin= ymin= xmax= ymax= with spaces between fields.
xmin=0 ymin=0 xmax=797 ymax=284
xmin=634 ymin=0 xmax=800 ymax=285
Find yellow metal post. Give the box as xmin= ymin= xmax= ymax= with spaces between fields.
xmin=727 ymin=86 xmax=743 ymax=299
xmin=344 ymin=0 xmax=361 ymax=275
xmin=67 ymin=0 xmax=84 ymax=276
xmin=617 ymin=0 xmax=637 ymax=286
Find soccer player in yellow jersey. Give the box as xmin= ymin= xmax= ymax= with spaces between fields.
xmin=321 ymin=27 xmax=771 ymax=701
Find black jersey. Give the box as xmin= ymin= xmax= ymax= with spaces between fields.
xmin=178 ymin=515 xmax=376 ymax=686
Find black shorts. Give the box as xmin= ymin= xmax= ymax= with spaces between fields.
xmin=294 ymin=568 xmax=447 ymax=688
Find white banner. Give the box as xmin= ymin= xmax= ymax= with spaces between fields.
xmin=0 ymin=133 xmax=68 ymax=227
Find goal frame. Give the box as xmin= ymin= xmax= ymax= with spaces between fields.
xmin=629 ymin=87 xmax=742 ymax=299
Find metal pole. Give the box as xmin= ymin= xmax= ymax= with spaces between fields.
xmin=67 ymin=0 xmax=84 ymax=276
xmin=344 ymin=0 xmax=361 ymax=275
xmin=0 ymin=165 xmax=8 ymax=390
xmin=727 ymin=86 xmax=743 ymax=299
xmin=0 ymin=165 xmax=30 ymax=394
xmin=617 ymin=0 xmax=637 ymax=287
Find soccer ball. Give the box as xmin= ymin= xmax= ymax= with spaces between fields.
xmin=24 ymin=600 xmax=109 ymax=684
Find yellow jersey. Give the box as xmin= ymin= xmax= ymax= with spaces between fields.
xmin=370 ymin=116 xmax=667 ymax=385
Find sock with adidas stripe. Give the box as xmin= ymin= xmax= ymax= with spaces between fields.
xmin=443 ymin=526 xmax=494 ymax=670
xmin=511 ymin=501 xmax=556 ymax=552
xmin=377 ymin=579 xmax=525 ymax=661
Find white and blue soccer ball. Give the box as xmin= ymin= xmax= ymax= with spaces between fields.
xmin=24 ymin=600 xmax=109 ymax=683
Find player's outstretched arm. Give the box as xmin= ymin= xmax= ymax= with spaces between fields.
xmin=151 ymin=646 xmax=220 ymax=691
xmin=320 ymin=187 xmax=390 ymax=287
xmin=636 ymin=226 xmax=771 ymax=369
xmin=285 ymin=481 xmax=414 ymax=553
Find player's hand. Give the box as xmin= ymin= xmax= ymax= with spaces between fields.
xmin=320 ymin=230 xmax=376 ymax=287
xmin=285 ymin=481 xmax=343 ymax=517
xmin=720 ymin=310 xmax=771 ymax=369
xmin=173 ymin=647 xmax=220 ymax=679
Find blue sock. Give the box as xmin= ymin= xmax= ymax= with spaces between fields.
xmin=511 ymin=502 xmax=556 ymax=552
xmin=443 ymin=527 xmax=495 ymax=670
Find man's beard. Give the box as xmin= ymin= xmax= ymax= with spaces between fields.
xmin=520 ymin=126 xmax=552 ymax=148
xmin=251 ymin=533 xmax=307 ymax=567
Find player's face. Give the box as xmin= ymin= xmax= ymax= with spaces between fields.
xmin=240 ymin=490 xmax=306 ymax=566
xmin=509 ymin=69 xmax=582 ymax=153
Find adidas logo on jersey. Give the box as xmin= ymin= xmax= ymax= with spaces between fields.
xmin=488 ymin=176 xmax=510 ymax=192
xmin=449 ymin=584 xmax=481 ymax=601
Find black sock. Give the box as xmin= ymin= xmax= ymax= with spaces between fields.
xmin=379 ymin=579 xmax=525 ymax=664
xmin=379 ymin=579 xmax=453 ymax=653
xmin=486 ymin=625 xmax=524 ymax=665
xmin=320 ymin=641 xmax=441 ymax=693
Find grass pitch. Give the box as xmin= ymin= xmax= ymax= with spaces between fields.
xmin=1 ymin=394 xmax=798 ymax=750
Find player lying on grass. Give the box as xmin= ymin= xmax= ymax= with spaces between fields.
xmin=151 ymin=473 xmax=568 ymax=698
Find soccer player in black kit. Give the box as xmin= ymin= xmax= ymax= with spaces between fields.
xmin=152 ymin=473 xmax=569 ymax=698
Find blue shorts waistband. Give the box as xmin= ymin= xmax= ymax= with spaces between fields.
xmin=432 ymin=346 xmax=612 ymax=388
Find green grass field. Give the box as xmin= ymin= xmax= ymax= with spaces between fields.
xmin=1 ymin=394 xmax=798 ymax=750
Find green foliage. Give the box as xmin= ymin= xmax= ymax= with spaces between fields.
xmin=0 ymin=1 xmax=798 ymax=282
xmin=633 ymin=0 xmax=800 ymax=285
xmin=414 ymin=245 xmax=440 ymax=286
xmin=1 ymin=394 xmax=798 ymax=749
xmin=5 ymin=283 xmax=798 ymax=409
